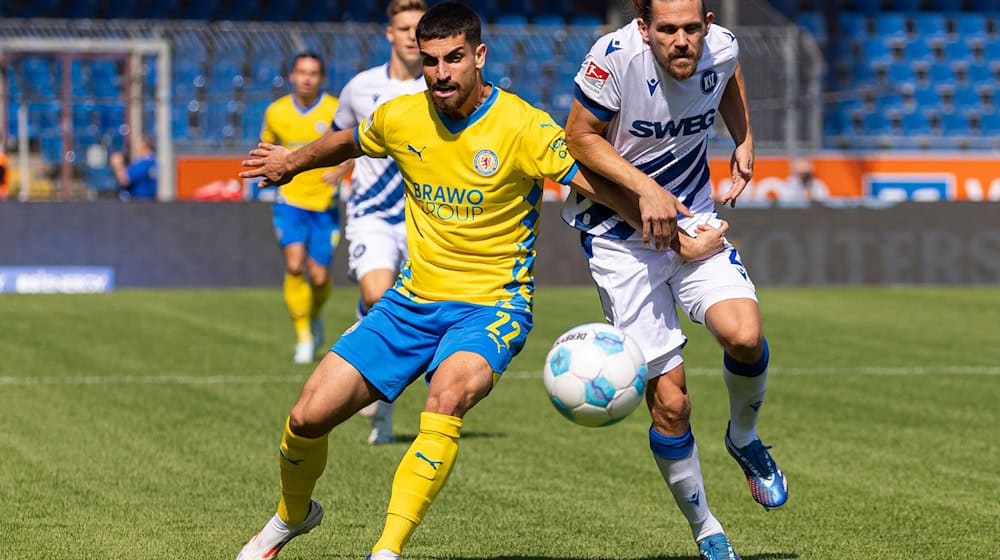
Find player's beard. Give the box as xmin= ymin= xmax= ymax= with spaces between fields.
xmin=430 ymin=78 xmax=472 ymax=115
xmin=665 ymin=49 xmax=700 ymax=80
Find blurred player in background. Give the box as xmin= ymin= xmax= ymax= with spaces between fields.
xmin=563 ymin=0 xmax=787 ymax=558
xmin=260 ymin=52 xmax=349 ymax=364
xmin=109 ymin=135 xmax=157 ymax=201
xmin=234 ymin=4 xmax=717 ymax=559
xmin=332 ymin=0 xmax=428 ymax=445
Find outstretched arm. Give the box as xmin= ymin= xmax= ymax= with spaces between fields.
xmin=565 ymin=100 xmax=690 ymax=250
xmin=568 ymin=166 xmax=726 ymax=262
xmin=240 ymin=128 xmax=363 ymax=188
xmin=717 ymin=62 xmax=754 ymax=208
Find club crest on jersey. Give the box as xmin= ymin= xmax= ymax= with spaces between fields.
xmin=473 ymin=149 xmax=499 ymax=176
xmin=701 ymin=70 xmax=718 ymax=94
xmin=580 ymin=59 xmax=611 ymax=96
xmin=314 ymin=120 xmax=329 ymax=134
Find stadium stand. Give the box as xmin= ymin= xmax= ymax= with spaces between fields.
xmin=775 ymin=1 xmax=1000 ymax=150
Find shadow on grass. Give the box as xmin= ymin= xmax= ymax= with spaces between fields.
xmin=383 ymin=430 xmax=507 ymax=444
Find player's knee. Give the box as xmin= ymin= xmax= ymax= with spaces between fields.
xmin=310 ymin=269 xmax=328 ymax=286
xmin=648 ymin=389 xmax=691 ymax=432
xmin=722 ymin=329 xmax=763 ymax=363
xmin=288 ymin=405 xmax=322 ymax=438
xmin=286 ymin=263 xmax=306 ymax=277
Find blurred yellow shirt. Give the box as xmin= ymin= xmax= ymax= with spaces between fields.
xmin=260 ymin=93 xmax=339 ymax=211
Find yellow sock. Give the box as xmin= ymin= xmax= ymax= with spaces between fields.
xmin=284 ymin=273 xmax=312 ymax=342
xmin=277 ymin=417 xmax=328 ymax=525
xmin=372 ymin=412 xmax=462 ymax=554
xmin=310 ymin=280 xmax=331 ymax=319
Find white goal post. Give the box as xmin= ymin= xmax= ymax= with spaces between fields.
xmin=0 ymin=37 xmax=174 ymax=200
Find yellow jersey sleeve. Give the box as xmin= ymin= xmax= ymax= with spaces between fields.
xmin=516 ymin=110 xmax=579 ymax=185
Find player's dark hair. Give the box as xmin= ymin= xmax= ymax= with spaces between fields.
xmin=632 ymin=0 xmax=708 ymax=22
xmin=291 ymin=51 xmax=325 ymax=76
xmin=387 ymin=0 xmax=427 ymax=21
xmin=415 ymin=1 xmax=482 ymax=47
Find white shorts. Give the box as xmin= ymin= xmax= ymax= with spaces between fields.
xmin=586 ymin=222 xmax=757 ymax=377
xmin=345 ymin=215 xmax=408 ymax=282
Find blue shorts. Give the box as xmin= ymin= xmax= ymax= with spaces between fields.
xmin=332 ymin=289 xmax=533 ymax=401
xmin=272 ymin=202 xmax=341 ymax=266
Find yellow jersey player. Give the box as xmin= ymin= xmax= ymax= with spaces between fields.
xmin=235 ymin=3 xmax=711 ymax=559
xmin=260 ymin=52 xmax=346 ymax=364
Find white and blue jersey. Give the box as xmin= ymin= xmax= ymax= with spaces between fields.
xmin=332 ymin=63 xmax=426 ymax=224
xmin=562 ymin=19 xmax=739 ymax=240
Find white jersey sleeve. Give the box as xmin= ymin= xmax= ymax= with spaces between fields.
xmin=572 ymin=28 xmax=631 ymax=121
xmin=332 ymin=77 xmax=359 ymax=131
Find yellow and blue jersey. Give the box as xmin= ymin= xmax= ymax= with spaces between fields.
xmin=355 ymin=85 xmax=579 ymax=312
xmin=261 ymin=93 xmax=340 ymax=212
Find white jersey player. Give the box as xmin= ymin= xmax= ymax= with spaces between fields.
xmin=563 ymin=2 xmax=787 ymax=559
xmin=331 ymin=0 xmax=427 ymax=445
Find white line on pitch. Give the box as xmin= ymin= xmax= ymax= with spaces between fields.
xmin=0 ymin=366 xmax=997 ymax=386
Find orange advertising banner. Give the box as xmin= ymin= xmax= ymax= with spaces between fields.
xmin=178 ymin=154 xmax=1000 ymax=202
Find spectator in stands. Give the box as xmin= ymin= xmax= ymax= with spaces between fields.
xmin=109 ymin=136 xmax=157 ymax=201
xmin=0 ymin=149 xmax=8 ymax=201
xmin=784 ymin=158 xmax=829 ymax=201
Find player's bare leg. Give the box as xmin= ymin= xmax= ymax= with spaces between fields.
xmin=369 ymin=351 xmax=491 ymax=557
xmin=705 ymin=298 xmax=788 ymax=510
xmin=238 ymin=353 xmax=383 ymax=560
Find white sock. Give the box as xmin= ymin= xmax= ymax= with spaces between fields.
xmin=650 ymin=431 xmax=724 ymax=543
xmin=723 ymin=339 xmax=769 ymax=447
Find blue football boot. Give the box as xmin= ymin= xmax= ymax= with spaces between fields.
xmin=698 ymin=533 xmax=741 ymax=560
xmin=725 ymin=424 xmax=788 ymax=510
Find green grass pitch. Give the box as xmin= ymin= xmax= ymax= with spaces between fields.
xmin=1 ymin=287 xmax=997 ymax=559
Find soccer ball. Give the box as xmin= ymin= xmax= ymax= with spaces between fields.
xmin=542 ymin=323 xmax=648 ymax=428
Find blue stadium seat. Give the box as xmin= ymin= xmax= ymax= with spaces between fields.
xmin=913 ymin=85 xmax=942 ymax=107
xmin=966 ymin=62 xmax=995 ymax=87
xmin=875 ymin=91 xmax=906 ymax=113
xmin=862 ymin=39 xmax=893 ymax=65
xmin=886 ymin=62 xmax=917 ymax=85
xmin=927 ymin=61 xmax=955 ymax=82
xmin=874 ymin=14 xmax=908 ymax=42
xmin=569 ymin=15 xmax=602 ymax=26
xmin=887 ymin=0 xmax=921 ymax=10
xmin=900 ymin=110 xmax=931 ymax=134
xmin=838 ymin=13 xmax=869 ymax=38
xmin=943 ymin=39 xmax=972 ymax=62
xmin=495 ymin=14 xmax=529 ymax=26
xmin=532 ymin=15 xmax=565 ymax=26
xmin=797 ymin=12 xmax=826 ymax=44
xmin=939 ymin=111 xmax=971 ymax=135
xmin=862 ymin=111 xmax=892 ymax=135
xmin=902 ymin=39 xmax=933 ymax=64
xmin=208 ymin=59 xmax=244 ymax=93
xmin=912 ymin=14 xmax=948 ymax=44
xmin=953 ymin=87 xmax=982 ymax=111
xmin=983 ymin=40 xmax=1000 ymax=64
xmin=980 ymin=110 xmax=1000 ymax=133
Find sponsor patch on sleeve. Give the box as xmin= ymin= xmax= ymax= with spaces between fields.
xmin=579 ymin=59 xmax=611 ymax=98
